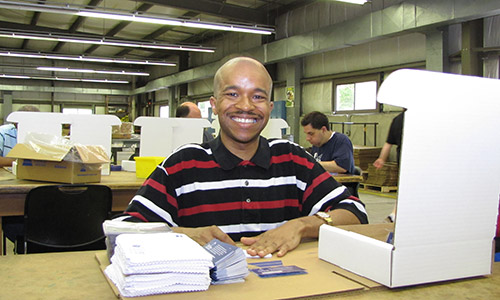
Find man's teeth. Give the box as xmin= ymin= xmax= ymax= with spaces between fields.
xmin=232 ymin=117 xmax=256 ymax=123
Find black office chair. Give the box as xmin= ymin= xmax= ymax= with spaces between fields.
xmin=16 ymin=184 xmax=112 ymax=254
xmin=344 ymin=166 xmax=362 ymax=198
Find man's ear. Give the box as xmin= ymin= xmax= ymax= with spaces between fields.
xmin=209 ymin=96 xmax=218 ymax=115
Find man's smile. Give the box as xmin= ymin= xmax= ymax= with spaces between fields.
xmin=231 ymin=116 xmax=257 ymax=124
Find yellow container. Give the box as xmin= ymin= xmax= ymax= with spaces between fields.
xmin=134 ymin=156 xmax=165 ymax=178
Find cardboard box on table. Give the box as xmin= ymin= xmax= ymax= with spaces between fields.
xmin=319 ymin=69 xmax=500 ymax=287
xmin=7 ymin=141 xmax=110 ymax=184
xmin=7 ymin=112 xmax=120 ymax=175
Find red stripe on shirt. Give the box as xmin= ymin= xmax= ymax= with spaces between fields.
xmin=178 ymin=199 xmax=300 ymax=217
xmin=166 ymin=160 xmax=220 ymax=175
xmin=303 ymin=171 xmax=331 ymax=201
xmin=271 ymin=153 xmax=315 ymax=169
xmin=144 ymin=178 xmax=178 ymax=209
xmin=125 ymin=212 xmax=148 ymax=222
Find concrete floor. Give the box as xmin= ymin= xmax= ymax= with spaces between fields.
xmin=3 ymin=189 xmax=396 ymax=255
xmin=358 ymin=189 xmax=397 ymax=224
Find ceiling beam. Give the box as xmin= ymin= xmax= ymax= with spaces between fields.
xmin=52 ymin=0 xmax=103 ymax=53
xmin=137 ymin=0 xmax=270 ymax=24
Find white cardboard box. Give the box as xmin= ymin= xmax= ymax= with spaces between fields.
xmin=319 ymin=69 xmax=500 ymax=288
xmin=134 ymin=117 xmax=211 ymax=157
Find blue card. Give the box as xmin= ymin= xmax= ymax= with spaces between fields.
xmin=251 ymin=265 xmax=307 ymax=278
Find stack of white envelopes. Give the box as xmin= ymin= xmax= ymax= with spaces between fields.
xmin=105 ymin=232 xmax=214 ymax=297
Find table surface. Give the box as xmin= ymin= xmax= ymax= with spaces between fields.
xmin=0 ymin=168 xmax=145 ymax=193
xmin=0 ymin=225 xmax=499 ymax=300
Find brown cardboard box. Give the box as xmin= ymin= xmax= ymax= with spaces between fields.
xmin=7 ymin=142 xmax=109 ymax=184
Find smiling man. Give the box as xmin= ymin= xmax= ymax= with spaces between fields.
xmin=116 ymin=57 xmax=367 ymax=257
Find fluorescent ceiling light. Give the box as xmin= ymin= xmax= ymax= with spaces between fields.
xmin=1 ymin=74 xmax=30 ymax=79
xmin=0 ymin=30 xmax=215 ymax=53
xmin=0 ymin=50 xmax=175 ymax=66
xmin=0 ymin=1 xmax=274 ymax=35
xmin=0 ymin=73 xmax=129 ymax=84
xmin=332 ymin=0 xmax=369 ymax=4
xmin=36 ymin=66 xmax=149 ymax=76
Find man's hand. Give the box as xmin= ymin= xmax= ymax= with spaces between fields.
xmin=172 ymin=225 xmax=236 ymax=246
xmin=373 ymin=158 xmax=385 ymax=169
xmin=240 ymin=218 xmax=311 ymax=258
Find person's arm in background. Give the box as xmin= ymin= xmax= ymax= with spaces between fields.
xmin=373 ymin=142 xmax=392 ymax=169
xmin=318 ymin=160 xmax=347 ymax=173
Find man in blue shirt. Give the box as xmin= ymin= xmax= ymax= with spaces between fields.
xmin=0 ymin=105 xmax=40 ymax=167
xmin=301 ymin=111 xmax=355 ymax=174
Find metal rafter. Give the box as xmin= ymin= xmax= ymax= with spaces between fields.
xmin=136 ymin=0 xmax=270 ymax=24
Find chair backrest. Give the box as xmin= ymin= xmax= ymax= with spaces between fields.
xmin=23 ymin=184 xmax=112 ymax=254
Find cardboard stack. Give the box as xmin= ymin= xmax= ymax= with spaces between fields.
xmin=353 ymin=146 xmax=381 ymax=171
xmin=364 ymin=162 xmax=399 ymax=186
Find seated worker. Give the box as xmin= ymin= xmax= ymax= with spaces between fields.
xmin=115 ymin=57 xmax=368 ymax=258
xmin=175 ymin=101 xmax=214 ymax=142
xmin=301 ymin=111 xmax=355 ymax=174
xmin=0 ymin=105 xmax=40 ymax=252
xmin=0 ymin=105 xmax=40 ymax=167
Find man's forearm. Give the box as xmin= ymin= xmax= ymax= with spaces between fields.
xmin=319 ymin=160 xmax=347 ymax=173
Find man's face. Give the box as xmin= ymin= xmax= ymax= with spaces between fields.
xmin=210 ymin=61 xmax=273 ymax=145
xmin=303 ymin=124 xmax=327 ymax=147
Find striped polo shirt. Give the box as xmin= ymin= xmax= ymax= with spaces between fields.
xmin=121 ymin=136 xmax=368 ymax=241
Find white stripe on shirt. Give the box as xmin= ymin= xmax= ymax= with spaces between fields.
xmin=131 ymin=195 xmax=178 ymax=226
xmin=176 ymin=176 xmax=301 ymax=196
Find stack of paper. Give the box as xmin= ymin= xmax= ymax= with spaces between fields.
xmin=104 ymin=232 xmax=214 ymax=297
xmin=102 ymin=219 xmax=172 ymax=259
xmin=203 ymin=239 xmax=249 ymax=284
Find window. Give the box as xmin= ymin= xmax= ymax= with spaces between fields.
xmin=333 ymin=75 xmax=380 ymax=113
xmin=198 ymin=101 xmax=211 ymax=119
xmin=159 ymin=105 xmax=169 ymax=118
xmin=62 ymin=108 xmax=92 ymax=115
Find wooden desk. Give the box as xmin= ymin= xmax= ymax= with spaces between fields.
xmin=332 ymin=173 xmax=364 ymax=183
xmin=0 ymin=233 xmax=498 ymax=300
xmin=0 ymin=169 xmax=144 ymax=253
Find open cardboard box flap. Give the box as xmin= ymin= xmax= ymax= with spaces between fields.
xmin=8 ymin=142 xmax=109 ymax=164
xmin=319 ymin=69 xmax=500 ymax=288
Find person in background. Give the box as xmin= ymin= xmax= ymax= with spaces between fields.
xmin=373 ymin=110 xmax=405 ymax=222
xmin=115 ymin=57 xmax=367 ymax=258
xmin=0 ymin=105 xmax=40 ymax=252
xmin=301 ymin=111 xmax=355 ymax=174
xmin=175 ymin=101 xmax=214 ymax=142
xmin=373 ymin=110 xmax=405 ymax=170
xmin=0 ymin=105 xmax=40 ymax=167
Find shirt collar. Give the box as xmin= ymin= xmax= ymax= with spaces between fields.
xmin=210 ymin=136 xmax=271 ymax=170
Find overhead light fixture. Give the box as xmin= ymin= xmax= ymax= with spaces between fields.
xmin=0 ymin=0 xmax=275 ymax=35
xmin=0 ymin=50 xmax=176 ymax=66
xmin=36 ymin=66 xmax=150 ymax=76
xmin=1 ymin=74 xmax=30 ymax=79
xmin=0 ymin=73 xmax=129 ymax=84
xmin=0 ymin=30 xmax=216 ymax=53
xmin=332 ymin=0 xmax=370 ymax=4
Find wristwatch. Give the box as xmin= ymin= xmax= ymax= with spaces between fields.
xmin=315 ymin=211 xmax=333 ymax=226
